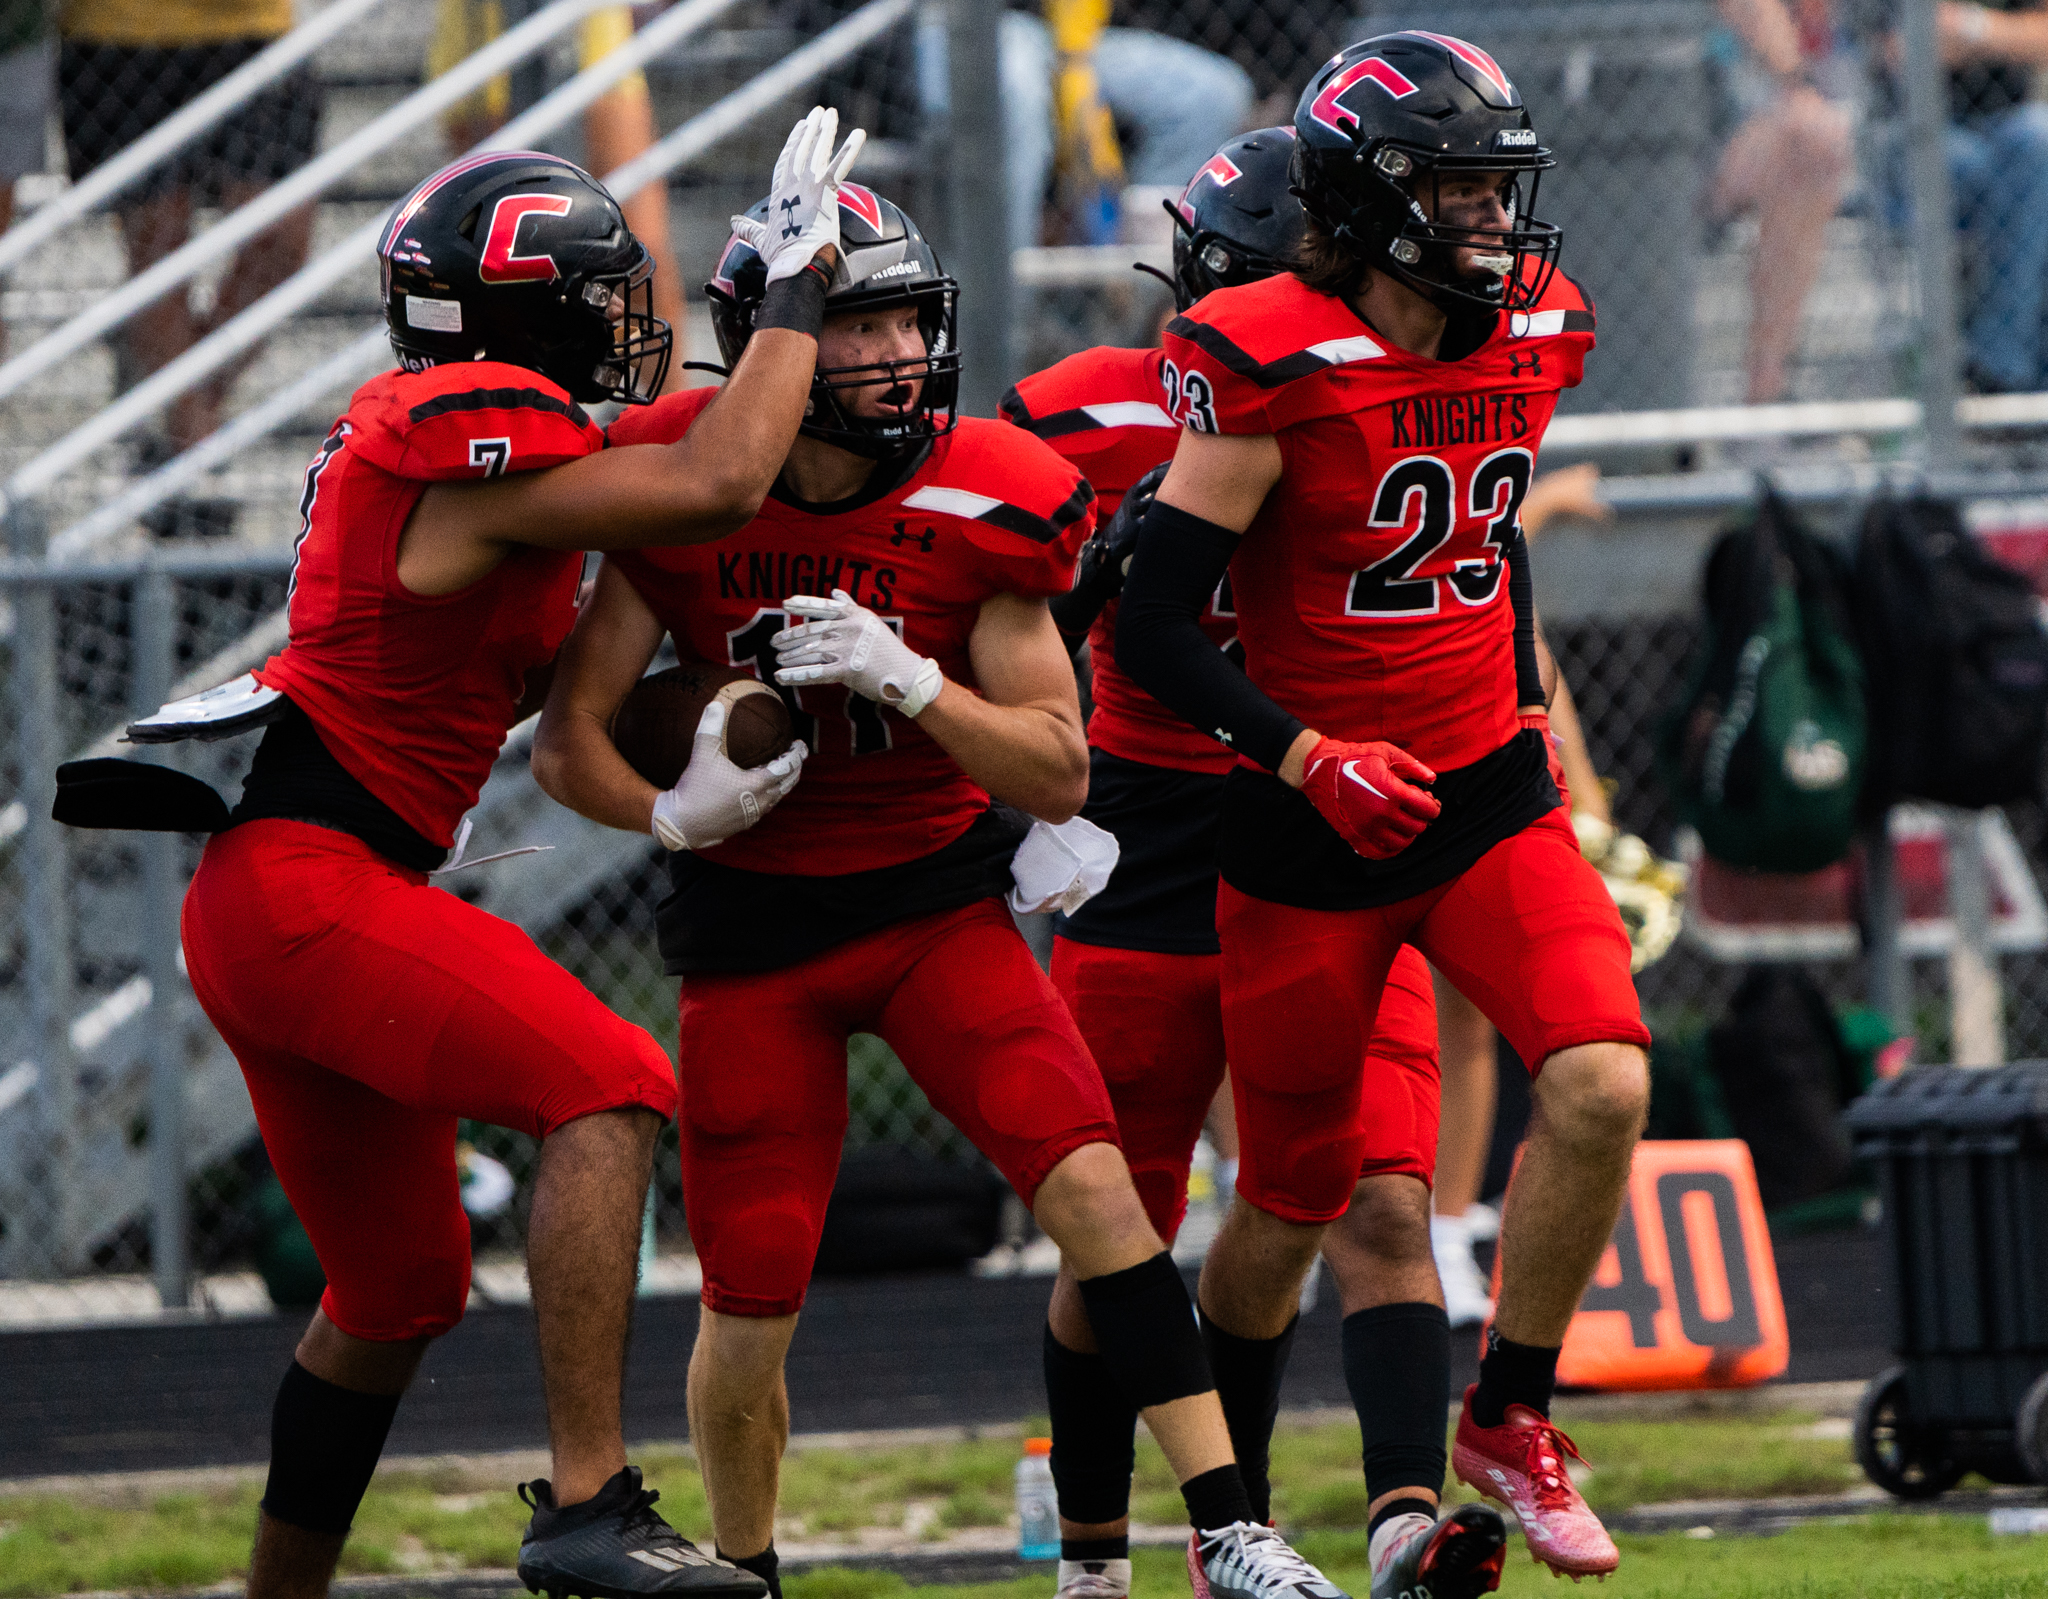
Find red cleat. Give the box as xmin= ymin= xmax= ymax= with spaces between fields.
xmin=1451 ymin=1384 xmax=1619 ymax=1580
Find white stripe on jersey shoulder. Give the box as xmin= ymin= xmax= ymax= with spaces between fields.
xmin=903 ymin=485 xmax=1002 ymax=518
xmin=1509 ymin=309 xmax=1567 ymax=337
xmin=1305 ymin=334 xmax=1386 ymax=365
xmin=1080 ymin=400 xmax=1177 ymax=429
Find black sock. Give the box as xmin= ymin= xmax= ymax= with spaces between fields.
xmin=718 ymin=1543 xmax=781 ymax=1599
xmin=1044 ymin=1325 xmax=1138 ymax=1526
xmin=1181 ymin=1462 xmax=1255 ymax=1533
xmin=1369 ymin=1496 xmax=1440 ymax=1536
xmin=1062 ymin=1535 xmax=1131 ymax=1562
xmin=1197 ymin=1309 xmax=1298 ymax=1524
xmin=260 ymin=1360 xmax=402 ymax=1535
xmin=1342 ymin=1302 xmax=1449 ymax=1509
xmin=1472 ymin=1328 xmax=1561 ymax=1429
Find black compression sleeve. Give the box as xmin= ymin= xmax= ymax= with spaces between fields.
xmin=1506 ymin=527 xmax=1544 ymax=709
xmin=1116 ymin=500 xmax=1306 ymax=772
xmin=1048 ymin=585 xmax=1108 ymax=655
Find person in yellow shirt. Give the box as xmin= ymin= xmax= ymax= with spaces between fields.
xmin=429 ymin=0 xmax=686 ymax=374
xmin=57 ymin=0 xmax=321 ymax=465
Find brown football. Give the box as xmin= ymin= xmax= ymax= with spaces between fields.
xmin=609 ymin=663 xmax=794 ymax=788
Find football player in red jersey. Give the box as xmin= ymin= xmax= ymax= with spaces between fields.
xmin=168 ymin=113 xmax=861 ymax=1599
xmin=535 ymin=187 xmax=1350 ymax=1599
xmin=1001 ymin=130 xmax=1476 ymax=1599
xmin=1117 ymin=34 xmax=1652 ymax=1589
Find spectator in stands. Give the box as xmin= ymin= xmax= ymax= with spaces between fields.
xmin=1926 ymin=0 xmax=2048 ymax=392
xmin=0 ymin=0 xmax=52 ymax=350
xmin=57 ymin=0 xmax=322 ymax=455
xmin=903 ymin=4 xmax=1252 ymax=253
xmin=1707 ymin=0 xmax=1853 ymax=404
xmin=428 ymin=0 xmax=688 ymax=373
xmin=997 ymin=5 xmax=1253 ymax=251
xmin=1116 ymin=0 xmax=1346 ymax=125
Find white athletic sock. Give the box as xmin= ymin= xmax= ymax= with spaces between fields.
xmin=1369 ymin=1512 xmax=1436 ymax=1578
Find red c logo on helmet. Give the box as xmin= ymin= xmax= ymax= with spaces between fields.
xmin=839 ymin=183 xmax=884 ymax=233
xmin=480 ymin=193 xmax=572 ymax=283
xmin=1176 ymin=153 xmax=1245 ymax=223
xmin=1309 ymin=57 xmax=1420 ymax=135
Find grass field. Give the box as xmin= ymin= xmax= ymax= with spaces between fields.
xmin=0 ymin=1409 xmax=2032 ymax=1596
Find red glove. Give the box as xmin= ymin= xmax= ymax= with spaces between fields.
xmin=1299 ymin=736 xmax=1440 ymax=859
xmin=1521 ymin=709 xmax=1569 ymax=810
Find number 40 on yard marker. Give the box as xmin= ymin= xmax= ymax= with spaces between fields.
xmin=1486 ymin=1140 xmax=1792 ymax=1391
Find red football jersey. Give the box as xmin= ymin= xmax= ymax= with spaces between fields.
xmin=254 ymin=363 xmax=603 ymax=847
xmin=1161 ymin=267 xmax=1594 ymax=771
xmin=606 ymin=392 xmax=1094 ymax=877
xmin=1002 ymin=346 xmax=1238 ymax=777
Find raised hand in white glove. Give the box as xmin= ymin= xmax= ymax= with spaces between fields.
xmin=731 ymin=106 xmax=867 ymax=285
xmin=649 ymin=698 xmax=806 ymax=852
xmin=772 ymin=589 xmax=945 ymax=717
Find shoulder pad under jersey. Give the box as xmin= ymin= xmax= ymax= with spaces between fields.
xmin=604 ymin=383 xmax=720 ymax=449
xmin=347 ymin=361 xmax=604 ymax=482
xmin=901 ymin=419 xmax=1098 ymax=599
xmin=1162 ymin=275 xmax=1393 ymax=432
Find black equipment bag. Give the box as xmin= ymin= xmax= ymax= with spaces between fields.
xmin=1705 ymin=965 xmax=1857 ymax=1208
xmin=1854 ymin=495 xmax=2048 ymax=809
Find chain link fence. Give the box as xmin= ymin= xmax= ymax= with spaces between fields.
xmin=2 ymin=0 xmax=2047 ymax=1321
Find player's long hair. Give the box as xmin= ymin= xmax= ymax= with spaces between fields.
xmin=1292 ymin=217 xmax=1367 ymax=301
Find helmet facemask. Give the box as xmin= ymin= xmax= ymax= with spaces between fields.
xmin=1319 ymin=143 xmax=1561 ymax=315
xmin=800 ymin=282 xmax=961 ymax=461
xmin=578 ymin=250 xmax=673 ymax=405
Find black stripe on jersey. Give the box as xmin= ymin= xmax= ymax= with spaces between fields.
xmin=1165 ymin=315 xmax=1338 ymax=390
xmin=997 ymin=384 xmax=1031 ymax=426
xmin=407 ymin=386 xmax=593 ymax=430
xmin=1006 ymin=405 xmax=1105 ymax=440
xmin=1561 ymin=308 xmax=1595 ymax=334
xmin=975 ymin=475 xmax=1097 ymax=545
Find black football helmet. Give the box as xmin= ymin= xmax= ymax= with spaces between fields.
xmin=1291 ymin=32 xmax=1561 ymax=313
xmin=705 ymin=184 xmax=958 ymax=460
xmin=1161 ymin=126 xmax=1306 ymax=312
xmin=379 ymin=150 xmax=672 ymax=405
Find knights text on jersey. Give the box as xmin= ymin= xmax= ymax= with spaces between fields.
xmin=1160 ymin=268 xmax=1595 ymax=772
xmin=1003 ymin=345 xmax=1238 ymax=776
xmin=252 ymin=362 xmax=602 ymax=848
xmin=606 ymin=392 xmax=1095 ymax=879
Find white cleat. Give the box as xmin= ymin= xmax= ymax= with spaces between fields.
xmin=1057 ymin=1557 xmax=1132 ymax=1599
xmin=1432 ymin=1213 xmax=1495 ymax=1328
xmin=1189 ymin=1522 xmax=1349 ymax=1599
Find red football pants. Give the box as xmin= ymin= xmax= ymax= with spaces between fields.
xmin=677 ymin=899 xmax=1119 ymax=1318
xmin=1050 ymin=938 xmax=1440 ymax=1242
xmin=1218 ymin=806 xmax=1650 ymax=1225
xmin=183 ymin=820 xmax=678 ymax=1341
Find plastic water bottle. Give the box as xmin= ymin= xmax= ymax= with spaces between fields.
xmin=1016 ymin=1436 xmax=1059 ymax=1559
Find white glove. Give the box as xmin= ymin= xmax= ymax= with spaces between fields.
xmin=649 ymin=699 xmax=806 ymax=852
xmin=1010 ymin=816 xmax=1122 ymax=915
xmin=730 ymin=106 xmax=867 ymax=286
xmin=772 ymin=589 xmax=945 ymax=717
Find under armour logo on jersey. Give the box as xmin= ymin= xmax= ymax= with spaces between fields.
xmin=478 ymin=193 xmax=571 ymax=283
xmin=890 ymin=520 xmax=937 ymax=552
xmin=1510 ymin=350 xmax=1543 ymax=377
xmin=1309 ymin=56 xmax=1420 ymax=135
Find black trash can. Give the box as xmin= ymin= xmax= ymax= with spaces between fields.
xmin=1843 ymin=1063 xmax=2048 ymax=1495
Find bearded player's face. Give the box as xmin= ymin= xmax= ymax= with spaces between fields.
xmin=818 ymin=303 xmax=927 ymax=420
xmin=1422 ymin=169 xmax=1517 ymax=286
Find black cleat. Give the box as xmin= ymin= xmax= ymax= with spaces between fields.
xmin=517 ymin=1467 xmax=769 ymax=1598
xmin=1368 ymin=1504 xmax=1507 ymax=1599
